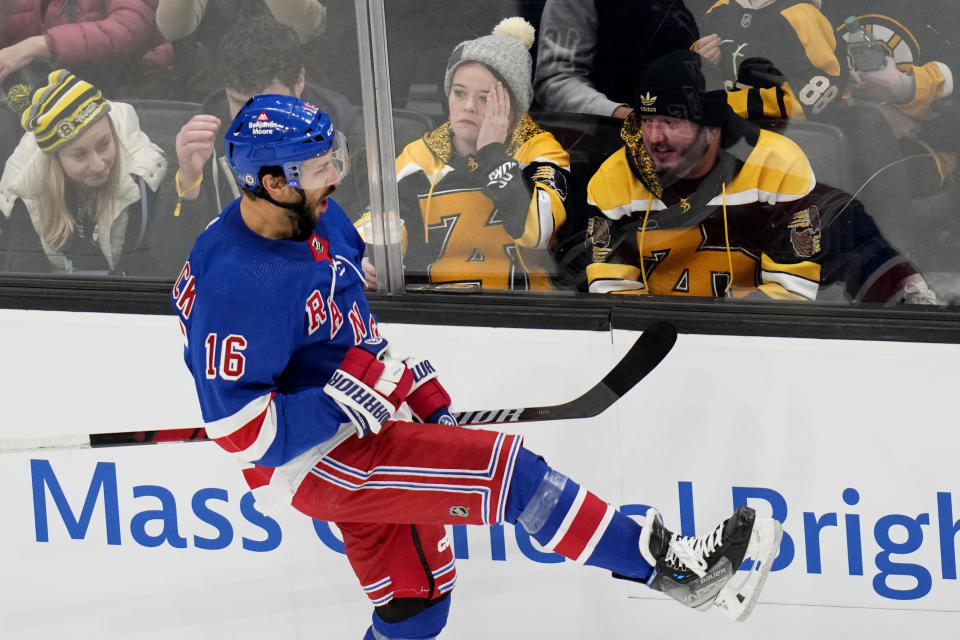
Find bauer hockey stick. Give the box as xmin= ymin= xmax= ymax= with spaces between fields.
xmin=1 ymin=322 xmax=677 ymax=452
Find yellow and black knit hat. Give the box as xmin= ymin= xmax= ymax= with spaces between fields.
xmin=7 ymin=69 xmax=110 ymax=154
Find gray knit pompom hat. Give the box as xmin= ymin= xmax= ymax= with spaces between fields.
xmin=444 ymin=17 xmax=536 ymax=113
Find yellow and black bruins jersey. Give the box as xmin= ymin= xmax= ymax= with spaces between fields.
xmin=585 ymin=114 xmax=922 ymax=302
xmin=586 ymin=114 xmax=821 ymax=299
xmin=702 ymin=0 xmax=848 ymax=120
xmin=385 ymin=116 xmax=570 ymax=291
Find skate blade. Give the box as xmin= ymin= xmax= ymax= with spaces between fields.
xmin=715 ymin=518 xmax=783 ymax=622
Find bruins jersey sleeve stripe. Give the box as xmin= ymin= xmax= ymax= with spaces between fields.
xmin=586 ymin=262 xmax=644 ymax=294
xmin=587 ymin=148 xmax=666 ymax=219
xmin=780 ymin=3 xmax=841 ymax=77
xmin=755 ymin=282 xmax=809 ymax=300
xmin=759 ymin=253 xmax=821 ymax=299
xmin=721 ymin=130 xmax=815 ymax=203
xmin=899 ymin=61 xmax=954 ymax=119
xmin=518 ymin=185 xmax=561 ymax=250
xmin=515 ymin=131 xmax=572 ymax=169
xmin=396 ymin=141 xmax=447 ymax=182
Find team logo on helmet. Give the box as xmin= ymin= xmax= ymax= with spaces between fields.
xmin=788 ymin=206 xmax=822 ymax=258
xmin=250 ymin=110 xmax=284 ymax=135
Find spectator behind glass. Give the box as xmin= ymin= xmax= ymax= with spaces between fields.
xmin=583 ymin=51 xmax=939 ymax=305
xmin=155 ymin=0 xmax=327 ymax=101
xmin=693 ymin=0 xmax=953 ymax=127
xmin=359 ymin=18 xmax=572 ymax=292
xmin=0 ymin=69 xmax=167 ymax=275
xmin=0 ymin=0 xmax=172 ymax=97
xmin=692 ymin=0 xmax=849 ymax=121
xmin=533 ymin=0 xmax=699 ymax=118
xmin=151 ymin=16 xmax=358 ymax=277
xmin=691 ymin=0 xmax=959 ymax=274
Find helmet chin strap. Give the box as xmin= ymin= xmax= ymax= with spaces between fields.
xmin=258 ymin=187 xmax=314 ymax=241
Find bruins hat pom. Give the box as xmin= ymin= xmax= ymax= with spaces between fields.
xmin=6 ymin=83 xmax=34 ymax=116
xmin=444 ymin=17 xmax=536 ymax=113
xmin=17 ymin=69 xmax=110 ymax=154
xmin=493 ymin=17 xmax=535 ymax=50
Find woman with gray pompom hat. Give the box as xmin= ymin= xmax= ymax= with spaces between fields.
xmin=360 ymin=18 xmax=572 ymax=291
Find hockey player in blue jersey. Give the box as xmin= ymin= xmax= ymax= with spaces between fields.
xmin=171 ymin=94 xmax=784 ymax=638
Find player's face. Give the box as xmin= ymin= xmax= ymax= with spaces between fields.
xmin=56 ymin=117 xmax=117 ymax=189
xmin=448 ymin=63 xmax=507 ymax=148
xmin=299 ymin=150 xmax=342 ymax=217
xmin=640 ymin=115 xmax=704 ymax=172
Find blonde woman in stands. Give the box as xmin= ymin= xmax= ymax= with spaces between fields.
xmin=0 ymin=70 xmax=166 ymax=275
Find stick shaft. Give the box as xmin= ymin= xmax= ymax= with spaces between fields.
xmin=2 ymin=323 xmax=676 ymax=452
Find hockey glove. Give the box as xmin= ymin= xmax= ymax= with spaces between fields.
xmin=404 ymin=356 xmax=458 ymax=426
xmin=324 ymin=338 xmax=414 ymax=437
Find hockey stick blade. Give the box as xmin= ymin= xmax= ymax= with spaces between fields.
xmin=453 ymin=321 xmax=677 ymax=425
xmin=1 ymin=323 xmax=676 ymax=452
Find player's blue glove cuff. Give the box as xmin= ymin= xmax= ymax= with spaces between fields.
xmin=424 ymin=407 xmax=458 ymax=426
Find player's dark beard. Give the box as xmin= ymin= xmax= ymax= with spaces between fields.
xmin=654 ymin=126 xmax=710 ymax=188
xmin=287 ymin=189 xmax=315 ymax=242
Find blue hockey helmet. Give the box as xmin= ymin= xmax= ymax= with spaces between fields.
xmin=224 ymin=94 xmax=349 ymax=191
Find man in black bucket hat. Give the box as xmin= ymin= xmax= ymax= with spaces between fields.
xmin=583 ymin=50 xmax=939 ymax=304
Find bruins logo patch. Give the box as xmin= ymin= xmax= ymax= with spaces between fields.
xmin=787 ymin=206 xmax=822 ymax=258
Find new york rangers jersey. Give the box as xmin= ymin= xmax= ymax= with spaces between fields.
xmin=171 ymin=197 xmax=381 ymax=492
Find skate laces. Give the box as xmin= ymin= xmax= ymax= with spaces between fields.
xmin=664 ymin=522 xmax=725 ymax=577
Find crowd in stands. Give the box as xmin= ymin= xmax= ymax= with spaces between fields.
xmin=0 ymin=0 xmax=956 ymax=305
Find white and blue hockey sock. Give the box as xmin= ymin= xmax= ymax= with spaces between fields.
xmin=506 ymin=447 xmax=652 ymax=580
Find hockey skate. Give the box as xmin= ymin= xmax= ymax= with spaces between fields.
xmin=639 ymin=506 xmax=782 ymax=621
